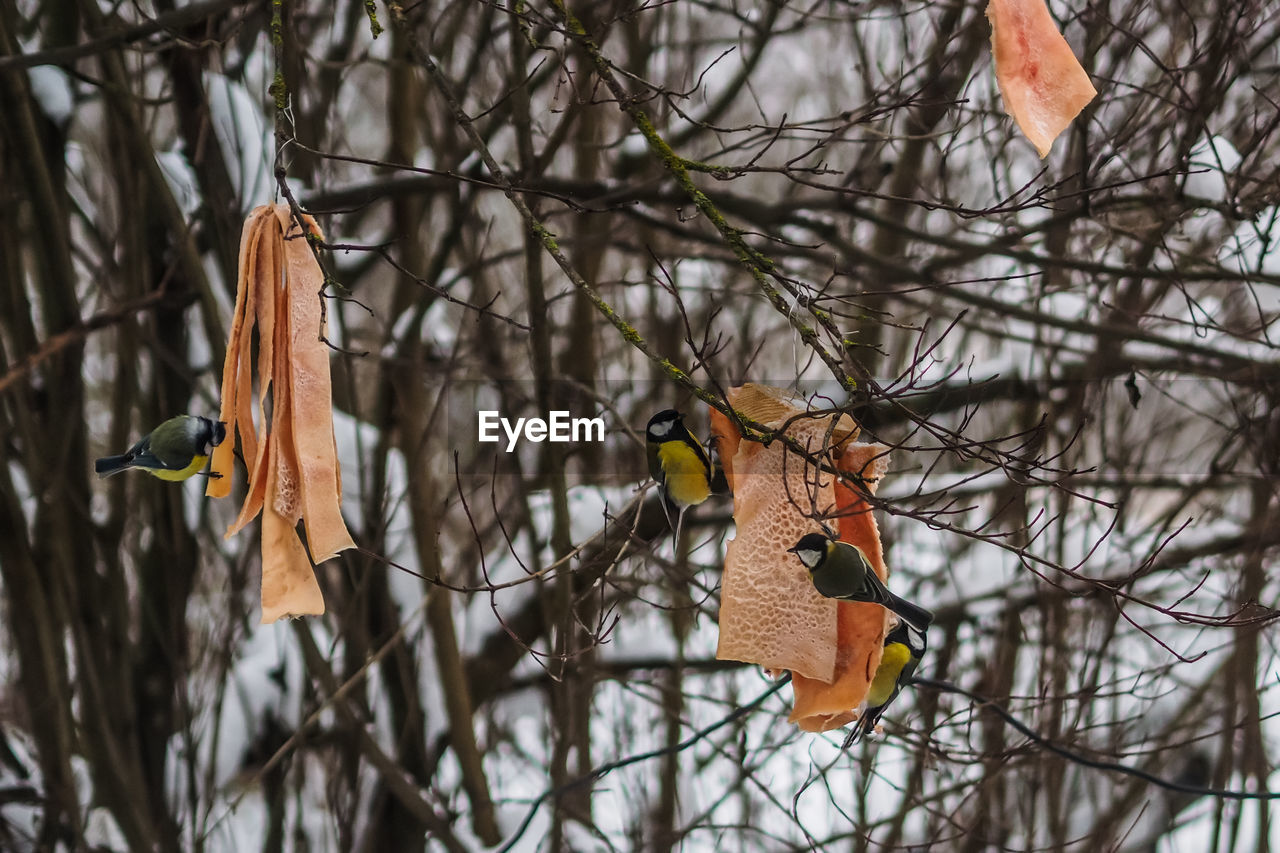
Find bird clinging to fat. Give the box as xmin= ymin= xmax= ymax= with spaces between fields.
xmin=788 ymin=532 xmax=934 ymax=633
xmin=645 ymin=408 xmax=727 ymax=538
xmin=844 ymin=617 xmax=927 ymax=746
xmin=94 ymin=415 xmax=226 ymax=481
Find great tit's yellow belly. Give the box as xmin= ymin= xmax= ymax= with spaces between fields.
xmin=146 ymin=453 xmax=209 ymax=481
xmin=657 ymin=442 xmax=712 ymax=507
xmin=866 ymin=642 xmax=911 ymax=707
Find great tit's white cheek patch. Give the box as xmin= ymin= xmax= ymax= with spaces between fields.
xmin=649 ymin=421 xmax=673 ymax=439
xmin=796 ymin=549 xmax=823 ymax=568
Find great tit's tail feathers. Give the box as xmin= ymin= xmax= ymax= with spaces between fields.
xmin=887 ymin=594 xmax=934 ymax=634
xmin=649 ymin=484 xmax=678 ymax=534
xmin=94 ymin=455 xmax=132 ymax=477
xmin=864 ymin=569 xmax=934 ymax=633
xmin=843 ymin=712 xmax=876 ymax=749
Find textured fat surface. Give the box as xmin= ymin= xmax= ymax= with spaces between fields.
xmin=226 ymin=221 xmax=281 ymax=537
xmin=714 ymin=386 xmax=866 ymax=681
xmin=271 ymin=262 xmax=300 ymax=523
xmin=261 ymin=322 xmax=323 ymax=624
xmin=207 ymin=209 xmax=271 ymax=497
xmin=988 ymin=0 xmax=1097 ymax=157
xmin=790 ymin=442 xmax=893 ymax=731
xmin=260 ymin=488 xmax=325 ymax=622
xmin=712 ymin=384 xmax=899 ymax=731
xmin=275 ymin=207 xmax=356 ymax=563
xmin=716 ymin=434 xmax=838 ymax=680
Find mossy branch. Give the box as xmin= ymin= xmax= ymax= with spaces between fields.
xmin=364 ymin=0 xmax=383 ymax=38
xmin=386 ymin=2 xmax=872 ymax=484
xmin=548 ymin=0 xmax=856 ymax=395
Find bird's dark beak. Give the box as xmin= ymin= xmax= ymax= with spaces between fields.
xmin=785 ymin=545 xmax=799 ymax=553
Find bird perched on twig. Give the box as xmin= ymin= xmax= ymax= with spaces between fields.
xmin=94 ymin=415 xmax=226 ymax=481
xmin=788 ymin=532 xmax=933 ymax=632
xmin=845 ymin=618 xmax=927 ymax=746
xmin=645 ymin=408 xmax=727 ymax=537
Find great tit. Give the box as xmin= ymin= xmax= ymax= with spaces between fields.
xmin=94 ymin=415 xmax=227 ymax=482
xmin=788 ymin=532 xmax=934 ymax=633
xmin=646 ymin=409 xmax=726 ymax=535
xmin=845 ymin=618 xmax=927 ymax=746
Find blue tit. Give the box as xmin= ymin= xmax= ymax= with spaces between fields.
xmin=94 ymin=415 xmax=226 ymax=482
xmin=788 ymin=532 xmax=934 ymax=633
xmin=845 ymin=619 xmax=927 ymax=746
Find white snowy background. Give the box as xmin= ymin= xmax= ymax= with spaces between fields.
xmin=2 ymin=0 xmax=1279 ymax=851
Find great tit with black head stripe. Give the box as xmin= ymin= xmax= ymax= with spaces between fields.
xmin=844 ymin=618 xmax=927 ymax=746
xmin=646 ymin=409 xmax=727 ymax=536
xmin=788 ymin=532 xmax=934 ymax=633
xmin=94 ymin=415 xmax=226 ymax=482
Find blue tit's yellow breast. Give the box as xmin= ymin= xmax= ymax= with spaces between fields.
xmin=146 ymin=454 xmax=209 ymax=482
xmin=657 ymin=441 xmax=712 ymax=508
xmin=866 ymin=642 xmax=911 ymax=707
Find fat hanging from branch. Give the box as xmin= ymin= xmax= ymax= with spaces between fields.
xmin=710 ymin=384 xmax=895 ymax=732
xmin=207 ymin=205 xmax=355 ymax=623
